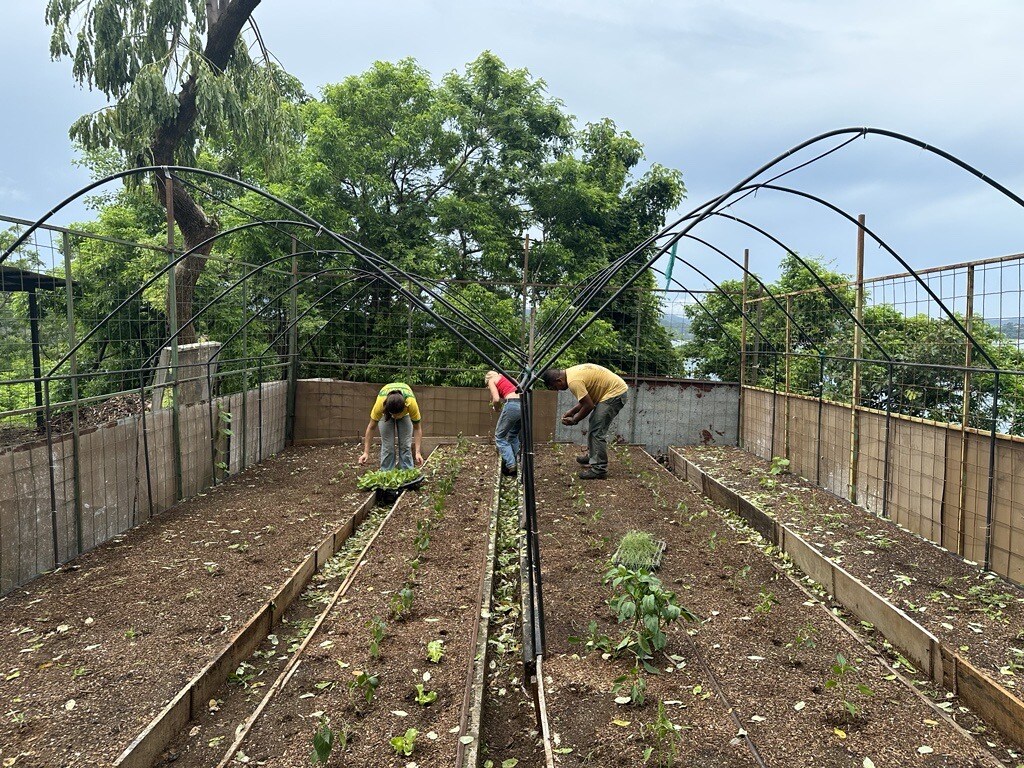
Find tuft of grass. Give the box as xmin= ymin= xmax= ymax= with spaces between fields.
xmin=614 ymin=530 xmax=662 ymax=572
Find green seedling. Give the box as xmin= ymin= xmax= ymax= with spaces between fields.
xmin=390 ymin=728 xmax=419 ymax=757
xmin=641 ymin=700 xmax=683 ymax=767
xmin=755 ymin=587 xmax=778 ymax=614
xmin=368 ymin=616 xmax=386 ymax=660
xmin=357 ymin=467 xmax=422 ymax=491
xmin=824 ymin=653 xmax=873 ymax=716
xmin=414 ymin=519 xmax=432 ymax=552
xmin=707 ymin=532 xmax=718 ymax=551
xmin=788 ymin=622 xmax=818 ymax=650
xmin=614 ymin=530 xmax=661 ymax=572
xmin=605 ymin=565 xmax=697 ymax=671
xmin=349 ymin=671 xmax=380 ymax=704
xmin=613 ymin=665 xmax=647 ymax=706
xmin=310 ymin=717 xmax=335 ymax=764
xmin=426 ymin=639 xmax=445 ymax=663
xmin=414 ymin=683 xmax=437 ymax=706
xmin=769 ymin=456 xmax=791 ymax=475
xmin=568 ymin=619 xmax=612 ymax=654
xmin=390 ymin=586 xmax=415 ymax=620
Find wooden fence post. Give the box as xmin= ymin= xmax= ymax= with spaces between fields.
xmin=956 ymin=264 xmax=975 ymax=555
xmin=849 ymin=214 xmax=865 ymax=503
xmin=739 ymin=249 xmax=749 ymax=449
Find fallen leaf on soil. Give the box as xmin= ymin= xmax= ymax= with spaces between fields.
xmin=392 ymin=710 xmax=408 ymax=717
xmin=426 ymin=732 xmax=438 ymax=740
xmin=612 ymin=719 xmax=631 ymax=727
xmin=614 ymin=696 xmax=632 ymax=705
xmin=794 ymin=701 xmax=806 ymax=711
xmin=459 ymin=736 xmax=474 ymax=745
xmin=64 ymin=699 xmax=76 ymax=710
xmin=917 ymin=746 xmax=933 ymax=754
xmin=863 ymin=759 xmax=875 ymax=768
xmin=923 ymin=719 xmax=938 ymax=726
xmin=833 ymin=728 xmax=847 ymax=739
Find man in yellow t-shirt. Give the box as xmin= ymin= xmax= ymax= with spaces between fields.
xmin=542 ymin=364 xmax=628 ymax=479
xmin=357 ymin=382 xmax=424 ymax=469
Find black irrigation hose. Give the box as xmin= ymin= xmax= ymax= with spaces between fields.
xmin=680 ymin=630 xmax=770 ymax=768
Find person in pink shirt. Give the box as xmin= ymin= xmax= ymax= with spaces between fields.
xmin=485 ymin=371 xmax=521 ymax=476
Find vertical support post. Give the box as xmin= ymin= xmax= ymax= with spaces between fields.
xmin=165 ymin=172 xmax=184 ymax=503
xmin=738 ymin=249 xmax=749 ymax=449
xmin=784 ymin=294 xmax=792 ymax=458
xmin=629 ymin=288 xmax=641 ymax=444
xmin=27 ymin=289 xmax=44 ymax=430
xmin=43 ymin=378 xmax=60 ymax=566
xmin=816 ymin=353 xmax=824 ymax=486
xmin=984 ymin=372 xmax=999 ymax=571
xmin=240 ymin=275 xmax=249 ymax=471
xmin=849 ymin=215 xmax=865 ymax=503
xmin=521 ymin=234 xmax=531 ymax=351
xmin=956 ymin=264 xmax=975 ymax=555
xmin=286 ymin=237 xmax=299 ymax=444
xmin=882 ymin=361 xmax=893 ymax=519
xmin=62 ymin=232 xmax=83 ymax=553
xmin=406 ymin=280 xmax=414 ymax=378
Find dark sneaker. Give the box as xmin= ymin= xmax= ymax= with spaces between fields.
xmin=578 ymin=467 xmax=607 ymax=480
xmin=502 ymin=462 xmax=518 ymax=477
xmin=575 ymin=454 xmax=591 ymax=465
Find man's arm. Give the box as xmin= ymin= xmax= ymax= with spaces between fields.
xmin=413 ymin=422 xmax=424 ymax=466
xmin=487 ymin=380 xmax=501 ymax=409
xmin=358 ymin=419 xmax=376 ymax=465
xmin=562 ymin=394 xmax=596 ymax=425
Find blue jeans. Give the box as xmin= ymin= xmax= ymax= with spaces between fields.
xmin=495 ymin=399 xmax=522 ymax=469
xmin=379 ymin=415 xmax=413 ymax=470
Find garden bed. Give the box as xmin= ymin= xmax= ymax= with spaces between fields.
xmin=217 ymin=442 xmax=498 ymax=766
xmin=534 ymin=443 xmax=999 ymax=767
xmin=0 ymin=444 xmax=370 ymax=767
xmin=679 ymin=449 xmax=1024 ymax=679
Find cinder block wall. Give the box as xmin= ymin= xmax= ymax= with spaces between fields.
xmin=293 ymin=379 xmax=557 ymax=442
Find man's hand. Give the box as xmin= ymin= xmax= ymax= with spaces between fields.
xmin=415 ymin=451 xmax=424 ymax=466
xmin=357 ymin=452 xmax=369 ymax=466
xmin=561 ymin=415 xmax=575 ymax=426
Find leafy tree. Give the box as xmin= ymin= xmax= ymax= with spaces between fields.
xmin=46 ymin=0 xmax=298 ymax=343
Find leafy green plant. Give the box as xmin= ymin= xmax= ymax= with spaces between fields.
xmin=568 ymin=619 xmax=613 ymax=654
xmin=614 ymin=530 xmax=661 ymax=572
xmin=824 ymin=653 xmax=874 ymax=716
xmin=641 ymin=700 xmax=683 ymax=766
xmin=755 ymin=587 xmax=778 ymax=614
xmin=390 ymin=728 xmax=419 ymax=756
xmin=414 ymin=519 xmax=432 ymax=552
xmin=426 ymin=639 xmax=445 ymax=663
xmin=769 ymin=456 xmax=791 ymax=475
xmin=349 ymin=671 xmax=380 ymax=704
xmin=604 ymin=565 xmax=697 ymax=671
xmin=368 ymin=616 xmax=386 ymax=660
xmin=390 ymin=586 xmax=415 ymax=620
xmin=310 ymin=717 xmax=335 ymax=764
xmin=613 ymin=665 xmax=647 ymax=705
xmin=414 ymin=683 xmax=437 ymax=706
xmin=357 ymin=468 xmax=422 ymax=491
xmin=789 ymin=622 xmax=818 ymax=650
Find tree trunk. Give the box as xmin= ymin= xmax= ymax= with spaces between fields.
xmin=152 ymin=0 xmax=262 ymax=344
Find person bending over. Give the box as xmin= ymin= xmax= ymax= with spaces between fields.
xmin=358 ymin=382 xmax=424 ymax=469
xmin=485 ymin=370 xmax=521 ymax=476
xmin=542 ymin=364 xmax=628 ymax=480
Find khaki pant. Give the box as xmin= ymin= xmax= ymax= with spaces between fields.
xmin=586 ymin=393 xmax=627 ymax=473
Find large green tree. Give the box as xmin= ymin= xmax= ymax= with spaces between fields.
xmin=46 ymin=0 xmax=297 ymax=343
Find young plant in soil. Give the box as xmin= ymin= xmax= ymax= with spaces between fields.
xmin=390 ymin=728 xmax=419 ymax=756
xmin=640 ymin=700 xmax=684 ymax=767
xmin=426 ymin=639 xmax=445 ymax=663
xmin=310 ymin=716 xmax=335 ymax=765
xmin=367 ymin=616 xmax=386 ymax=660
xmin=414 ymin=683 xmax=437 ymax=706
xmin=605 ymin=565 xmax=697 ymax=673
xmin=390 ymin=586 xmax=415 ymax=620
xmin=348 ymin=670 xmax=380 ymax=708
xmin=823 ymin=653 xmax=875 ymax=719
xmin=357 ymin=467 xmax=423 ymax=491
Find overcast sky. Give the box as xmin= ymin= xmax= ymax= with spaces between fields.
xmin=3 ymin=1 xmax=1024 ymax=290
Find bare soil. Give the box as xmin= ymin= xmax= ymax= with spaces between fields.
xmin=680 ymin=446 xmax=1024 ymax=697
xmin=232 ymin=443 xmax=497 ymax=767
xmin=0 ymin=444 xmax=368 ymax=767
xmin=535 ymin=443 xmax=998 ymax=767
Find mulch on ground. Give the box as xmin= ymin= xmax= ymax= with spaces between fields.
xmin=680 ymin=445 xmax=1024 ymax=696
xmin=535 ymin=443 xmax=998 ymax=767
xmin=0 ymin=443 xmax=368 ymax=767
xmin=234 ymin=443 xmax=497 ymax=767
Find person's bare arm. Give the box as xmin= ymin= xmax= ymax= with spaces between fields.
xmin=562 ymin=394 xmax=596 ymax=425
xmin=358 ymin=420 xmax=376 ymax=465
xmin=487 ymin=380 xmax=501 ymax=409
xmin=413 ymin=422 xmax=424 ymax=466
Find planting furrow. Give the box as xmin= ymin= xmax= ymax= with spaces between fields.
xmin=209 ymin=441 xmax=498 ymax=766
xmin=535 ymin=443 xmax=998 ymax=767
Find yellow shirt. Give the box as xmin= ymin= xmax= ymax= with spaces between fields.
xmin=369 ymin=382 xmax=422 ymax=422
xmin=566 ymin=364 xmax=628 ymax=404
